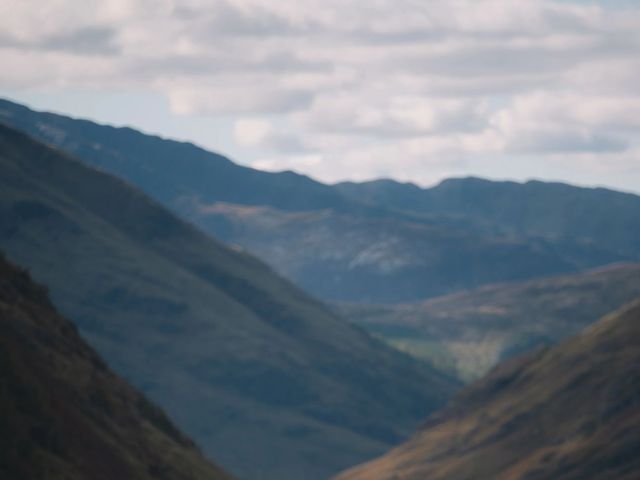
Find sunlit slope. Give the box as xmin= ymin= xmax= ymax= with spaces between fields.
xmin=337 ymin=300 xmax=640 ymax=480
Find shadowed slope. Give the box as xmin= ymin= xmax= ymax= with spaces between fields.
xmin=336 ymin=300 xmax=640 ymax=480
xmin=0 ymin=124 xmax=458 ymax=480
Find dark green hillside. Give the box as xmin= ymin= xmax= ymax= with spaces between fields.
xmin=337 ymin=299 xmax=640 ymax=480
xmin=0 ymin=253 xmax=234 ymax=480
xmin=0 ymin=124 xmax=458 ymax=480
xmin=338 ymin=263 xmax=640 ymax=380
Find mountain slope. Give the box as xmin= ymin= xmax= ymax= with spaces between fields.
xmin=338 ymin=263 xmax=640 ymax=380
xmin=189 ymin=203 xmax=629 ymax=303
xmin=1 ymin=98 xmax=634 ymax=304
xmin=336 ymin=299 xmax=640 ymax=480
xmin=0 ymin=253 xmax=233 ymax=480
xmin=0 ymin=124 xmax=458 ymax=480
xmin=337 ymin=177 xmax=640 ymax=257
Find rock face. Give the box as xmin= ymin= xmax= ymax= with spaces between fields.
xmin=0 ymin=253 xmax=234 ymax=480
xmin=0 ymin=124 xmax=458 ymax=480
xmin=336 ymin=299 xmax=640 ymax=480
xmin=1 ymin=97 xmax=636 ymax=304
xmin=337 ymin=263 xmax=640 ymax=380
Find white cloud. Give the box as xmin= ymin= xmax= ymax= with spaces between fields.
xmin=296 ymin=94 xmax=490 ymax=138
xmin=234 ymin=118 xmax=272 ymax=146
xmin=1 ymin=0 xmax=640 ymax=188
xmin=233 ymin=117 xmax=307 ymax=152
xmin=164 ymin=79 xmax=313 ymax=115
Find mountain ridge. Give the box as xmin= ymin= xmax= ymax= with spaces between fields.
xmin=336 ymin=175 xmax=640 ymax=257
xmin=0 ymin=97 xmax=354 ymax=213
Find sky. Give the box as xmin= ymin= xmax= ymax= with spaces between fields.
xmin=1 ymin=0 xmax=640 ymax=193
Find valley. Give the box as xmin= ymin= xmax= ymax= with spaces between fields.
xmin=1 ymin=97 xmax=639 ymax=480
xmin=3 ymin=2 xmax=640 ymax=479
xmin=0 ymin=123 xmax=457 ymax=480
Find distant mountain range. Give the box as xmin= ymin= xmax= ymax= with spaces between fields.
xmin=337 ymin=177 xmax=640 ymax=258
xmin=2 ymin=98 xmax=638 ymax=303
xmin=0 ymin=253 xmax=233 ymax=480
xmin=337 ymin=263 xmax=640 ymax=381
xmin=336 ymin=299 xmax=640 ymax=480
xmin=0 ymin=124 xmax=458 ymax=480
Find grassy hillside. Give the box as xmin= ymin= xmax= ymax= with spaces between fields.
xmin=0 ymin=253 xmax=234 ymax=480
xmin=336 ymin=299 xmax=640 ymax=480
xmin=1 ymin=98 xmax=633 ymax=304
xmin=338 ymin=264 xmax=640 ymax=380
xmin=0 ymin=124 xmax=458 ymax=480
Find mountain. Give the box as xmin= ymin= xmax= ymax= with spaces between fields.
xmin=0 ymin=253 xmax=233 ymax=480
xmin=0 ymin=98 xmax=352 ymax=213
xmin=337 ymin=263 xmax=640 ymax=380
xmin=185 ymin=203 xmax=629 ymax=303
xmin=0 ymin=98 xmax=635 ymax=303
xmin=336 ymin=299 xmax=640 ymax=480
xmin=337 ymin=177 xmax=640 ymax=258
xmin=0 ymin=124 xmax=458 ymax=480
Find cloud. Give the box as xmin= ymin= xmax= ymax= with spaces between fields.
xmin=164 ymin=79 xmax=314 ymax=114
xmin=234 ymin=118 xmax=307 ymax=152
xmin=490 ymin=92 xmax=640 ymax=154
xmin=0 ymin=26 xmax=119 ymax=54
xmin=504 ymin=127 xmax=627 ymax=154
xmin=297 ymin=94 xmax=489 ymax=138
xmin=1 ymin=0 xmax=640 ymax=187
